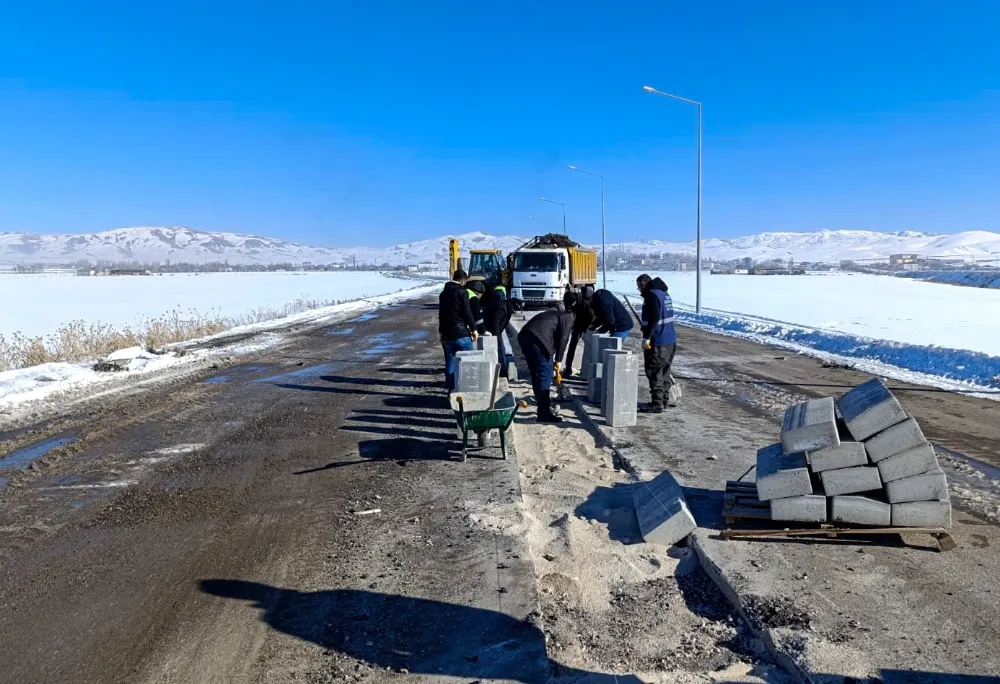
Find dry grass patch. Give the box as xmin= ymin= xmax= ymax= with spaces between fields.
xmin=0 ymin=296 xmax=348 ymax=372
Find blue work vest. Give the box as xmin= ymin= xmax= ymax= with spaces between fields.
xmin=647 ymin=289 xmax=677 ymax=346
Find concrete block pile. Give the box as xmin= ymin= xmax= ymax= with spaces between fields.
xmin=755 ymin=378 xmax=951 ymax=529
xmin=579 ymin=332 xmax=639 ymax=427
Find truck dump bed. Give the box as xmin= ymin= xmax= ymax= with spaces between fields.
xmin=569 ymin=248 xmax=598 ymax=286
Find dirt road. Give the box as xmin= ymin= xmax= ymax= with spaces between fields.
xmin=0 ymin=301 xmax=788 ymax=684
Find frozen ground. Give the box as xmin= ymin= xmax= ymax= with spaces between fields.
xmin=605 ymin=271 xmax=1000 ymax=389
xmin=1 ymin=271 xmax=425 ymax=338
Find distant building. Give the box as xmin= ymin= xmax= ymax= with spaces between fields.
xmin=889 ymin=253 xmax=919 ymax=266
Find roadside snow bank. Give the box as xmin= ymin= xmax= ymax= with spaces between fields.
xmin=680 ymin=308 xmax=1000 ymax=390
xmin=0 ymin=283 xmax=440 ymax=411
xmin=619 ymin=294 xmax=1000 ymax=394
xmin=896 ymin=270 xmax=1000 ymax=289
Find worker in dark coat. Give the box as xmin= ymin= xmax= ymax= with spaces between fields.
xmin=484 ymin=284 xmax=512 ymax=376
xmin=590 ymin=289 xmax=634 ymax=342
xmin=517 ymin=292 xmax=577 ymax=423
xmin=636 ymin=274 xmax=678 ymax=413
xmin=465 ymin=280 xmax=487 ymax=336
xmin=562 ymin=285 xmax=594 ymax=378
xmin=438 ymin=269 xmax=477 ymax=392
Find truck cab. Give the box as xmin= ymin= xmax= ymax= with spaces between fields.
xmin=510 ymin=248 xmax=570 ymax=307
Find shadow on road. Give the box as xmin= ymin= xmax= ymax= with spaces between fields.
xmin=200 ymin=580 xmax=645 ymax=683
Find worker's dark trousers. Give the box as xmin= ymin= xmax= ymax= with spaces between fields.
xmin=564 ymin=329 xmax=583 ymax=372
xmin=644 ymin=343 xmax=676 ymax=407
xmin=518 ymin=332 xmax=554 ymax=417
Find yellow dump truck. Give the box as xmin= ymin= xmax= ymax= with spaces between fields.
xmin=508 ymin=234 xmax=598 ymax=307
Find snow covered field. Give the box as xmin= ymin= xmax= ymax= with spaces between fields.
xmin=1 ymin=271 xmax=425 ymax=338
xmin=605 ymin=271 xmax=1000 ymax=389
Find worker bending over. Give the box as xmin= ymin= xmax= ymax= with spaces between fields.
xmin=590 ymin=288 xmax=634 ymax=342
xmin=438 ymin=269 xmax=478 ymax=392
xmin=517 ymin=292 xmax=577 ymax=423
xmin=636 ymin=274 xmax=677 ymax=414
xmin=562 ymin=286 xmax=594 ymax=378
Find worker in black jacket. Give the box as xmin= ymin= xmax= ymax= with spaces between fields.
xmin=484 ymin=284 xmax=512 ymax=376
xmin=465 ymin=280 xmax=487 ymax=336
xmin=590 ymin=289 xmax=634 ymax=341
xmin=439 ymin=270 xmax=478 ymax=392
xmin=562 ymin=285 xmax=594 ymax=378
xmin=517 ymin=292 xmax=577 ymax=423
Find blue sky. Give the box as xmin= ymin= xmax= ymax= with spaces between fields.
xmin=1 ymin=1 xmax=998 ymax=247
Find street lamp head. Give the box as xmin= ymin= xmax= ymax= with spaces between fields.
xmin=642 ymin=85 xmax=655 ymax=93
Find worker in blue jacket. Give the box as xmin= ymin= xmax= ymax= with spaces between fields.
xmin=636 ymin=274 xmax=678 ymax=414
xmin=590 ymin=289 xmax=634 ymax=342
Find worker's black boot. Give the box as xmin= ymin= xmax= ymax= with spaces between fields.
xmin=537 ymin=394 xmax=563 ymax=423
xmin=638 ymin=402 xmax=664 ymax=414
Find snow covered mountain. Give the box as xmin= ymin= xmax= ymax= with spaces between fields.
xmin=2 ymin=226 xmax=1000 ymax=267
xmin=0 ymin=227 xmax=526 ymax=267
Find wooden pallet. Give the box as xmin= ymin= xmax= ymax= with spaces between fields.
xmin=721 ymin=480 xmax=957 ymax=552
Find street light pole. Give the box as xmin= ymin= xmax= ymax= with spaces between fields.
xmin=539 ymin=197 xmax=566 ymax=233
xmin=568 ymin=165 xmax=607 ymax=289
xmin=643 ymin=85 xmax=703 ymax=313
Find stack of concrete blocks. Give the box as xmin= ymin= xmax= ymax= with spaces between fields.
xmin=601 ymin=350 xmax=639 ymax=427
xmin=838 ymin=378 xmax=951 ymax=528
xmin=586 ymin=336 xmax=622 ymax=406
xmin=754 ymin=378 xmax=951 ymax=529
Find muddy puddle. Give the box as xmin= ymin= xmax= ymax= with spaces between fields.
xmin=364 ymin=331 xmax=428 ymax=357
xmin=350 ymin=312 xmax=380 ymax=323
xmin=202 ymin=363 xmax=273 ymax=385
xmin=254 ymin=362 xmax=343 ymax=385
xmin=325 ymin=327 xmax=355 ymax=336
xmin=1 ymin=434 xmax=79 ymax=471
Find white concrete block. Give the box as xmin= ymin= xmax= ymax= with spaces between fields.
xmin=781 ymin=397 xmax=840 ymax=453
xmin=808 ymin=441 xmax=868 ymax=473
xmin=633 ymin=469 xmax=697 ymax=547
xmin=755 ymin=443 xmax=812 ymax=502
xmin=836 ymin=378 xmax=908 ymax=441
xmin=892 ymin=501 xmax=952 ymax=528
xmin=885 ymin=469 xmax=949 ymax=504
xmin=600 ymin=351 xmax=628 ymax=416
xmin=455 ymin=358 xmax=496 ymax=394
xmin=476 ymin=335 xmax=499 ymax=361
xmin=581 ymin=332 xmax=607 ymax=380
xmin=831 ymin=495 xmax=891 ymax=526
xmin=587 ymin=363 xmax=603 ymax=404
xmin=604 ymin=352 xmax=638 ymax=427
xmin=876 ymin=443 xmax=939 ymax=483
xmin=819 ymin=466 xmax=882 ymax=496
xmin=864 ymin=418 xmax=927 ymax=463
xmin=770 ymin=495 xmax=827 ymax=522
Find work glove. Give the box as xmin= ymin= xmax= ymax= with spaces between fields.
xmin=553 ymin=363 xmax=562 ymax=385
xmin=483 ymin=332 xmax=494 ymax=337
xmin=643 ymin=339 xmax=652 ymax=351
xmin=471 ymin=331 xmax=479 ymax=343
